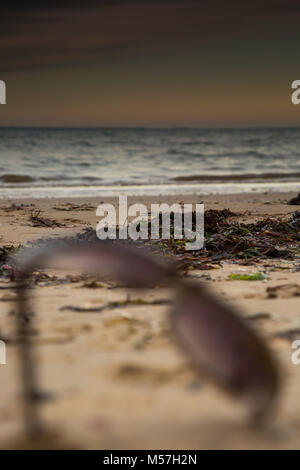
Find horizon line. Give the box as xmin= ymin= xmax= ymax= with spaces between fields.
xmin=0 ymin=125 xmax=300 ymax=131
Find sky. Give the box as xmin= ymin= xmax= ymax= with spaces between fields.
xmin=0 ymin=0 xmax=300 ymax=127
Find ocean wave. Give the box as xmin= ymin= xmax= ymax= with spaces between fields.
xmin=1 ymin=127 xmax=300 ymax=188
xmin=173 ymin=172 xmax=300 ymax=182
xmin=0 ymin=181 xmax=300 ymax=200
xmin=0 ymin=174 xmax=35 ymax=183
xmin=1 ymin=171 xmax=300 ymax=187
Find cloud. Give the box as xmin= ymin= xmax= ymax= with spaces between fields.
xmin=1 ymin=1 xmax=300 ymax=71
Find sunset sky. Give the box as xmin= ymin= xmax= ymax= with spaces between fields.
xmin=0 ymin=1 xmax=300 ymax=127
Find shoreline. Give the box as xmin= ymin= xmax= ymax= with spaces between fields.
xmin=0 ymin=181 xmax=299 ymax=199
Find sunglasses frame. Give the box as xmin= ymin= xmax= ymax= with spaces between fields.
xmin=12 ymin=239 xmax=279 ymax=442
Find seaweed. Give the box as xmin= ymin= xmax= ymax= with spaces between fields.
xmin=229 ymin=273 xmax=266 ymax=281
xmin=52 ymin=203 xmax=95 ymax=211
xmin=3 ymin=209 xmax=300 ymax=279
xmin=266 ymin=283 xmax=300 ymax=298
xmin=60 ymin=296 xmax=171 ymax=313
xmin=30 ymin=209 xmax=65 ymax=228
xmin=288 ymin=193 xmax=300 ymax=205
xmin=162 ymin=209 xmax=300 ymax=264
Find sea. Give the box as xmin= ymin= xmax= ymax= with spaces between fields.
xmin=0 ymin=127 xmax=299 ymax=198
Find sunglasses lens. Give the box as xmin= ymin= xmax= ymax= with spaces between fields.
xmin=87 ymin=243 xmax=169 ymax=287
xmin=18 ymin=241 xmax=169 ymax=288
xmin=170 ymin=287 xmax=279 ymax=418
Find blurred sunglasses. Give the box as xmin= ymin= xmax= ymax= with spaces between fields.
xmin=13 ymin=239 xmax=279 ymax=439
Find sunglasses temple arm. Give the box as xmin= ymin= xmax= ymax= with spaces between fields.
xmin=15 ymin=278 xmax=46 ymax=439
xmin=12 ymin=242 xmax=175 ymax=439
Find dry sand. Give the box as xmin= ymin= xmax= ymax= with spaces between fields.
xmin=1 ymin=190 xmax=300 ymax=449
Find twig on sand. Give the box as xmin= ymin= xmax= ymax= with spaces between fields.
xmin=60 ymin=296 xmax=171 ymax=313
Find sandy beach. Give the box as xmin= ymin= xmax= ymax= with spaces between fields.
xmin=2 ymin=0 xmax=300 ymax=456
xmin=0 ymin=189 xmax=299 ymax=449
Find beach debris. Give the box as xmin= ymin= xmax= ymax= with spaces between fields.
xmin=0 ymin=245 xmax=20 ymax=263
xmin=80 ymin=279 xmax=114 ymax=289
xmin=272 ymin=263 xmax=295 ymax=271
xmin=60 ymin=296 xmax=171 ymax=313
xmin=266 ymin=283 xmax=300 ymax=299
xmin=273 ymin=329 xmax=300 ymax=341
xmin=246 ymin=313 xmax=271 ymax=321
xmin=29 ymin=210 xmax=65 ymax=228
xmin=70 ymin=208 xmax=300 ymax=264
xmin=2 ymin=203 xmax=36 ymax=212
xmin=133 ymin=333 xmax=155 ymax=350
xmin=0 ymin=292 xmax=18 ymax=301
xmin=229 ymin=273 xmax=266 ymax=281
xmin=32 ymin=272 xmax=58 ymax=283
xmin=52 ymin=203 xmax=95 ymax=211
xmin=103 ymin=312 xmax=153 ymax=340
xmin=114 ymin=363 xmax=193 ymax=386
xmin=176 ymin=257 xmax=221 ymax=271
xmin=0 ymin=263 xmax=20 ymax=281
xmin=182 ymin=209 xmax=300 ymax=263
xmin=203 ymin=208 xmax=238 ymax=232
xmin=31 ymin=334 xmax=75 ymax=346
xmin=3 ymin=207 xmax=300 ymax=273
xmin=288 ymin=193 xmax=300 ymax=205
xmin=104 ymin=311 xmax=134 ymax=324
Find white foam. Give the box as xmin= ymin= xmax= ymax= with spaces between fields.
xmin=0 ymin=181 xmax=298 ymax=199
